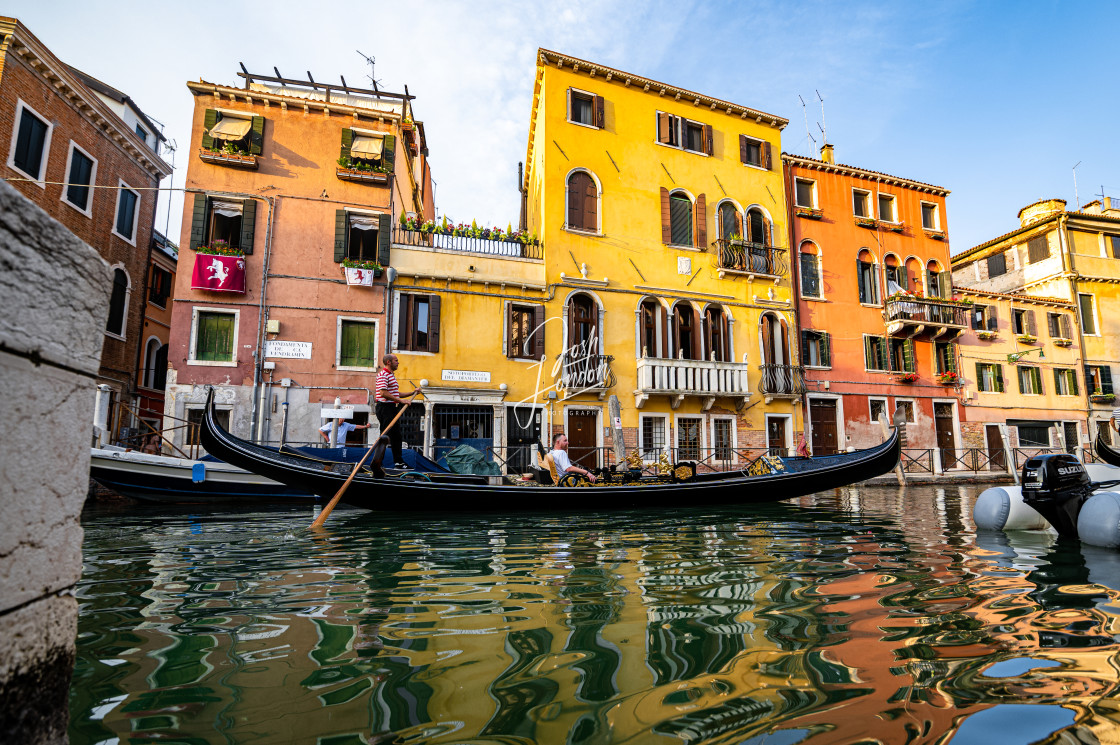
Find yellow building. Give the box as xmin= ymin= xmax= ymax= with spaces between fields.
xmin=520 ymin=49 xmax=799 ymax=467
xmin=951 ymin=198 xmax=1120 ymax=446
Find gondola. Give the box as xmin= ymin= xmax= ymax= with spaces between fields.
xmin=1096 ymin=433 xmax=1120 ymax=468
xmin=200 ymin=391 xmax=902 ymax=511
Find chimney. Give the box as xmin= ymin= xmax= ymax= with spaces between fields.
xmin=820 ymin=144 xmax=834 ymax=164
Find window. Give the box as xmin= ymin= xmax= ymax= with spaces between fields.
xmin=926 ymin=263 xmax=950 ymax=298
xmin=1026 ymin=236 xmax=1050 ymax=264
xmin=192 ymin=310 xmax=236 ymax=363
xmin=718 ymin=202 xmax=740 ymax=240
xmin=1017 ymin=425 xmax=1051 ymax=448
xmin=142 ymin=338 xmax=167 ymax=390
xmin=568 ymin=294 xmax=599 ymax=355
xmin=921 ymin=202 xmax=939 ymax=230
xmin=338 ymin=319 xmax=379 ymax=369
xmin=745 ymin=208 xmax=770 ymax=247
xmin=857 ymin=258 xmax=880 ymax=305
xmin=869 ymin=398 xmax=887 ymax=425
xmin=683 ymin=120 xmax=705 ymax=153
xmin=895 ymin=400 xmax=915 ymax=424
xmin=640 ymin=299 xmax=663 ymax=358
xmin=801 ymin=330 xmax=831 ymax=367
xmin=864 ymin=335 xmax=889 ymax=371
xmin=657 ymin=112 xmax=712 ymax=155
xmin=800 ymin=250 xmax=822 ymax=298
xmin=1107 ymin=234 xmax=1120 ymax=259
xmin=1047 ymin=312 xmax=1072 ymax=339
xmin=1054 ymin=368 xmax=1079 ymax=396
xmin=566 ymin=171 xmax=598 ymax=232
xmin=186 ymin=408 xmax=230 ymax=448
xmin=135 ymin=124 xmax=148 ymax=144
xmin=713 ymin=418 xmax=733 ymax=461
xmin=676 ymin=417 xmax=702 ymax=461
xmin=877 ymin=193 xmax=897 ymax=223
xmin=209 ymin=200 xmax=244 ymax=250
xmin=852 ymin=189 xmax=871 ymax=218
xmin=397 ymin=294 xmax=441 ymax=352
xmin=508 ymin=304 xmax=545 ymax=360
xmin=333 ymin=210 xmax=386 ymax=264
xmin=884 ymin=261 xmax=904 ymax=294
xmin=976 ymin=363 xmax=1004 ymax=393
xmin=669 ymin=193 xmax=693 ymax=246
xmin=106 ymin=268 xmax=129 ymax=338
xmin=738 ymin=134 xmax=769 ymax=167
xmin=971 ymin=305 xmax=987 ymax=330
xmin=641 ymin=416 xmax=667 ymax=460
xmin=890 ymin=338 xmax=915 ymax=373
xmin=673 ymin=304 xmax=699 ymax=360
xmin=191 ymin=195 xmax=257 ymax=254
xmin=794 ymin=179 xmax=816 ymax=208
xmin=9 ymin=100 xmax=51 ymax=182
xmin=704 ymin=306 xmax=730 ymax=362
xmin=934 ymin=342 xmax=956 ymax=375
xmin=148 ymin=265 xmax=172 ymax=308
xmin=63 ymin=144 xmax=96 ymax=213
xmin=202 ymin=110 xmax=262 ymax=156
xmin=113 ymin=182 xmax=140 ymax=244
xmin=1079 ymin=293 xmax=1098 ymax=335
xmin=987 ymin=252 xmax=1008 ymax=278
xmin=340 ymin=127 xmax=393 ymax=173
xmin=1086 ymin=365 xmax=1114 ymax=395
xmin=569 ymin=90 xmax=595 ymax=127
xmin=1012 ymin=309 xmax=1036 ymax=336
xmin=1018 ymin=366 xmax=1043 ymax=395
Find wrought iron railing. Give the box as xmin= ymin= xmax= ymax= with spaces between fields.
xmin=885 ymin=296 xmax=969 ymax=327
xmin=712 ymin=239 xmax=788 ymax=277
xmin=558 ymin=351 xmax=616 ymax=392
xmin=635 ymin=357 xmax=750 ymax=397
xmin=392 ymin=226 xmax=543 ymax=259
xmin=758 ymin=364 xmax=806 ymax=396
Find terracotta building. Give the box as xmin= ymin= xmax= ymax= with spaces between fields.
xmin=135 ymin=230 xmax=177 ymax=437
xmin=164 ymin=68 xmax=432 ymax=452
xmin=0 ymin=17 xmax=171 ymax=439
xmin=784 ymin=146 xmax=962 ymax=465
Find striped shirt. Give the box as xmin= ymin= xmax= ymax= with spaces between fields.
xmin=375 ymin=367 xmax=399 ymax=402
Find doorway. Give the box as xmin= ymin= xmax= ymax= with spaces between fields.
xmin=1063 ymin=422 xmax=1080 ymax=455
xmin=809 ymin=399 xmax=838 ymax=455
xmin=506 ymin=406 xmax=542 ymax=474
xmin=766 ymin=416 xmax=789 ymax=456
xmin=432 ymin=404 xmax=493 ymax=465
xmin=567 ymin=409 xmax=599 ymax=470
xmin=934 ymin=402 xmax=957 ymax=469
xmin=985 ymin=425 xmax=1006 ymax=471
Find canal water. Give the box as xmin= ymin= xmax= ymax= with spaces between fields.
xmin=70 ymin=485 xmax=1120 ymax=744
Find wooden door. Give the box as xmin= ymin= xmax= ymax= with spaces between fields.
xmin=935 ymin=403 xmax=956 ymax=469
xmin=809 ymin=400 xmax=839 ymax=455
xmin=986 ymin=425 xmax=1006 ymax=471
xmin=767 ymin=417 xmax=787 ymax=456
xmin=568 ymin=410 xmax=598 ymax=470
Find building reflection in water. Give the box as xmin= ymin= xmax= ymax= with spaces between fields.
xmin=69 ymin=492 xmax=1120 ymax=744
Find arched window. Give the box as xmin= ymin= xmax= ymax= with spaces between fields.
xmin=673 ymin=303 xmax=700 ymax=360
xmin=568 ymin=293 xmax=599 ymax=355
xmin=106 ymin=268 xmax=129 ymax=337
xmin=927 ymin=260 xmax=946 ymax=298
xmin=884 ymin=254 xmax=903 ymax=294
xmin=857 ymin=249 xmax=880 ymax=305
xmin=717 ymin=202 xmax=741 ymax=240
xmin=669 ymin=192 xmax=693 ymax=246
xmin=142 ymin=338 xmax=168 ymax=390
xmin=566 ymin=171 xmax=598 ymax=232
xmin=704 ymin=305 xmax=730 ymax=362
xmin=746 ymin=208 xmax=770 ymax=246
xmin=759 ymin=313 xmax=794 ymax=394
xmin=639 ymin=298 xmax=666 ymax=358
xmin=799 ymin=242 xmax=822 ymax=298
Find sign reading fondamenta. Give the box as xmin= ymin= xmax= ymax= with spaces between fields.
xmin=265 ymin=340 xmax=312 ymax=359
xmin=442 ymin=369 xmax=491 ymax=383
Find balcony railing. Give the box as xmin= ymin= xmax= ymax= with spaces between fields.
xmin=635 ymin=357 xmax=751 ymax=408
xmin=392 ymin=226 xmax=543 ymax=260
xmin=885 ymin=296 xmax=969 ymax=337
xmin=558 ymin=352 xmax=615 ymax=395
xmin=712 ymin=239 xmax=788 ymax=278
xmin=759 ymin=364 xmax=806 ymax=397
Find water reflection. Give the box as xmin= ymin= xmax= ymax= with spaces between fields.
xmin=70 ymin=488 xmax=1120 ymax=744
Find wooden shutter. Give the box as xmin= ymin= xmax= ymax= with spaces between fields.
xmin=334 ymin=210 xmax=348 ymax=262
xmin=903 ymin=339 xmax=915 ymax=372
xmin=505 ymin=302 xmax=515 ymax=358
xmin=340 ymin=128 xmax=353 ymax=161
xmin=588 ymin=298 xmax=599 ymax=355
xmin=739 ymin=134 xmax=748 ymax=164
xmin=239 ymin=199 xmax=257 ymax=255
xmin=249 ymin=116 xmax=265 ymax=155
xmin=877 ymin=338 xmax=889 ymax=371
xmin=532 ymin=305 xmax=546 ymax=361
xmin=660 ymin=304 xmax=669 ymax=358
xmin=822 ymin=332 xmax=832 ymax=367
xmin=857 ymin=260 xmax=866 ymax=303
xmin=189 ymin=193 xmax=208 ymax=251
xmin=201 ymin=109 xmax=217 ymax=150
xmin=702 ymin=124 xmax=713 ymax=156
xmin=428 ymin=295 xmax=441 ymax=352
xmin=377 ymin=213 xmax=392 ymax=266
xmin=1026 ymin=310 xmax=1037 ymax=336
xmin=398 ymin=294 xmax=412 ymax=352
xmin=657 ymin=112 xmax=672 ymax=144
xmin=567 ymin=174 xmax=582 ymax=228
xmin=762 ymin=141 xmax=773 ymax=170
xmin=801 ymin=330 xmax=810 ymax=363
xmin=945 ymin=343 xmax=957 ymax=372
xmin=987 ymin=306 xmax=999 ymax=331
xmin=864 ymin=336 xmax=873 ymax=369
xmin=695 ymin=193 xmax=707 ymax=248
xmin=691 ymin=309 xmax=702 ymax=361
xmin=1060 ymin=314 xmax=1072 ymax=339
xmin=660 ymin=187 xmax=671 ymax=244
xmin=1103 ymin=367 xmax=1115 ymax=394
xmin=872 ymin=264 xmax=882 ymax=304
xmin=594 ymin=95 xmax=605 ymax=128
xmin=995 ymin=364 xmax=1005 ymax=392
xmin=938 ymin=271 xmax=952 ymax=298
xmin=583 ymin=174 xmax=597 ymax=231
xmin=975 ymin=362 xmax=984 ymax=390
xmin=382 ymin=134 xmax=396 ymax=172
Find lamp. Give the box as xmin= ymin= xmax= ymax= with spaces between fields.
xmin=1007 ymin=347 xmax=1045 ymax=364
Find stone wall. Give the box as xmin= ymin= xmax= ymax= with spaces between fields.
xmin=0 ymin=180 xmax=110 ymax=743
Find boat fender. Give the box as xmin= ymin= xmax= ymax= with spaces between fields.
xmin=973 ymin=486 xmax=1051 ymax=531
xmin=1077 ymin=492 xmax=1120 ymax=548
xmin=192 ymin=462 xmax=206 ymax=483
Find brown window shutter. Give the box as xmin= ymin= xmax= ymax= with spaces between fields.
xmin=659 ymin=304 xmax=669 ymax=358
xmin=734 ymin=210 xmax=743 ymax=237
xmin=567 ymin=174 xmax=582 ymax=229
xmin=506 ymin=302 xmax=515 ymax=358
xmin=566 ymin=87 xmax=572 ymax=120
xmin=657 ymin=112 xmax=671 ymax=144
xmin=533 ymin=305 xmax=546 ymax=360
xmin=703 ymin=124 xmax=713 ymax=156
xmin=739 ymin=134 xmax=748 ymax=164
xmin=589 ymin=299 xmax=600 ymax=355
xmin=660 ymin=187 xmax=671 ymax=244
xmin=987 ymin=306 xmax=999 ymax=332
xmin=398 ymin=294 xmax=412 ymax=351
xmin=695 ymin=193 xmax=707 ymax=248
xmin=428 ymin=295 xmax=441 ymax=353
xmin=701 ymin=312 xmax=711 ymax=360
xmin=691 ymin=310 xmax=701 ymax=361
xmin=1026 ymin=310 xmax=1036 ymax=336
xmin=584 ymin=173 xmax=597 ymax=231
xmin=1061 ymin=314 xmax=1072 ymax=338
xmin=594 ymin=95 xmax=605 ymax=128
xmin=762 ymin=141 xmax=773 ymax=170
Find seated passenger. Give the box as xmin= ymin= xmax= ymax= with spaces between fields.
xmin=548 ymin=432 xmax=597 ymax=484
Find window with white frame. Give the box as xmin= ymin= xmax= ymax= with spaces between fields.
xmin=337 ymin=317 xmax=379 ymax=370
xmin=640 ymin=415 xmax=668 ymax=460
xmin=712 ymin=418 xmax=734 ymax=461
xmin=1017 ymin=365 xmax=1043 ymax=395
xmin=852 ymin=189 xmax=871 ymax=218
xmin=800 ymin=248 xmax=822 ymax=298
xmin=62 ymin=143 xmax=97 ymax=214
xmin=190 ymin=308 xmax=238 ymax=365
xmin=869 ymin=397 xmax=888 ymax=425
xmin=676 ymin=417 xmax=702 ymax=461
xmin=894 ymin=399 xmax=915 ymax=423
xmin=1054 ymin=368 xmax=1078 ymax=396
xmin=656 ymin=112 xmax=712 ymax=156
xmin=566 ymin=171 xmax=599 ymax=233
xmin=794 ymin=178 xmax=816 ymax=208
xmin=921 ymin=202 xmax=940 ymax=230
xmin=976 ymin=363 xmax=1004 ymax=393
xmin=877 ymin=193 xmax=897 ymax=223
xmin=864 ymin=335 xmax=889 ymax=371
xmin=801 ymin=330 xmax=831 ymax=367
xmin=857 ymin=256 xmax=880 ymax=305
xmin=8 ymin=100 xmax=52 ymax=183
xmin=113 ymin=181 xmax=140 ymax=244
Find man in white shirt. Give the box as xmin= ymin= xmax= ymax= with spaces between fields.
xmin=548 ymin=432 xmax=597 ymax=483
xmin=319 ymin=418 xmax=371 ymax=447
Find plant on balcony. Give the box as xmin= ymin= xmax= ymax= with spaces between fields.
xmin=341 ymin=257 xmax=382 ymax=271
xmin=925 ymin=229 xmax=946 ymax=240
xmin=337 ymin=156 xmax=391 ymax=174
xmin=195 ymin=239 xmax=244 ymax=257
xmin=400 ymin=215 xmax=540 ymax=245
xmin=1091 ymin=392 xmax=1116 ymax=404
xmin=855 ymin=216 xmax=878 ymax=229
xmin=897 ymin=372 xmax=919 ymax=383
xmin=975 ymin=330 xmax=997 ymax=341
xmin=199 ymin=145 xmax=257 ymax=168
xmin=1053 ymin=338 xmax=1073 ymax=347
xmin=794 ymin=206 xmax=822 ymax=219
xmin=1016 ymin=334 xmax=1037 ymax=344
xmin=884 ymin=222 xmax=904 ymax=233
xmin=937 ymin=370 xmax=960 ymax=385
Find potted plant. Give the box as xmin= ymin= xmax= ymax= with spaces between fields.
xmin=1091 ymin=392 xmax=1116 ymax=404
xmin=976 ymin=330 xmax=997 ymax=341
xmin=937 ymin=371 xmax=960 ymax=385
xmin=1016 ymin=334 xmax=1038 ymax=344
xmin=794 ymin=206 xmax=823 ymax=219
xmin=195 ymin=239 xmax=244 ymax=257
xmin=855 ymin=216 xmax=878 ymax=229
xmin=898 ymin=372 xmax=919 ymax=383
xmin=1053 ymin=338 xmax=1073 ymax=347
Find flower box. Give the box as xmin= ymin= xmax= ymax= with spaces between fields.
xmin=343 ymin=265 xmax=382 ymax=286
xmin=975 ymin=331 xmax=997 ymax=341
xmin=192 ymin=252 xmax=246 ymax=293
xmin=1053 ymin=338 xmax=1073 ymax=347
xmin=897 ymin=373 xmax=919 ymax=383
xmin=1090 ymin=393 xmax=1116 ymax=404
xmin=854 ymin=217 xmax=878 ymax=229
xmin=937 ymin=372 xmax=960 ymax=385
xmin=925 ymin=230 xmax=946 ymax=240
xmin=1016 ymin=334 xmax=1037 ymax=344
xmin=884 ymin=222 xmax=904 ymax=233
xmin=794 ymin=207 xmax=823 ymax=220
xmin=199 ymin=148 xmax=258 ymax=170
xmin=336 ymin=167 xmax=390 ymax=184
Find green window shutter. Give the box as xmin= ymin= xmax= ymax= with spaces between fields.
xmin=903 ymin=339 xmax=915 ymax=372
xmin=879 ymin=338 xmax=889 ymax=371
xmin=340 ymin=128 xmax=353 ymax=162
xmin=822 ymin=332 xmax=831 ymax=367
xmin=1070 ymin=370 xmax=1079 ymax=396
xmin=340 ymin=322 xmax=376 ymax=367
xmin=801 ymin=329 xmax=809 ymax=361
xmin=249 ymin=116 xmax=265 ymax=155
xmin=995 ymin=364 xmax=1004 ymax=392
xmin=1018 ymin=367 xmax=1028 ymax=394
xmin=201 ymin=109 xmax=217 ymax=150
xmin=190 ymin=193 xmax=209 ymax=251
xmin=377 ymin=213 xmax=391 ymax=266
xmin=946 ymin=343 xmax=956 ymax=372
xmin=239 ymin=199 xmax=257 ymax=255
xmin=975 ymin=362 xmax=984 ymax=391
xmin=381 ymin=134 xmax=396 ymax=173
xmin=1103 ymin=367 xmax=1114 ymax=394
xmin=197 ymin=312 xmax=234 ymax=362
xmin=334 ymin=210 xmax=348 ymax=263
xmin=1053 ymin=368 xmax=1061 ymax=393
xmin=938 ymin=271 xmax=952 ymax=298
xmin=864 ymin=336 xmax=873 ymax=369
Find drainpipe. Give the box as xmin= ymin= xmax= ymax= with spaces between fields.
xmin=782 ymin=157 xmax=808 ymax=449
xmin=248 ymin=194 xmax=277 ymax=443
xmin=1059 ymin=212 xmax=1094 ymax=445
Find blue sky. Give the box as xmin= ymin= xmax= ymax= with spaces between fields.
xmin=10 ymin=0 xmax=1117 ymax=253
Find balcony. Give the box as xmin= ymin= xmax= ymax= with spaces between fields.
xmin=712 ymin=239 xmax=788 ymax=281
xmin=758 ymin=364 xmax=806 ymax=402
xmin=634 ymin=357 xmax=751 ymax=410
xmin=393 ymin=226 xmax=543 ymax=260
xmin=885 ymin=296 xmax=969 ymax=339
xmin=558 ymin=352 xmax=615 ymax=399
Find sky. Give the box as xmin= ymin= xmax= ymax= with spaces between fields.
xmin=10 ymin=0 xmax=1118 ymax=254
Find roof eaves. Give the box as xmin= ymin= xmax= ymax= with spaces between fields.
xmin=782 ymin=152 xmax=948 ymax=196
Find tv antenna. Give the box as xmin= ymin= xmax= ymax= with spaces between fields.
xmin=356 ymin=50 xmax=382 ymax=91
xmin=1072 ymin=161 xmax=1081 ymax=209
xmin=798 ymin=95 xmax=816 ymax=155
xmin=816 ymin=89 xmax=827 ymax=145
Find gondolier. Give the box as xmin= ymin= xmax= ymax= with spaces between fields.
xmin=375 ymin=354 xmax=420 ymax=468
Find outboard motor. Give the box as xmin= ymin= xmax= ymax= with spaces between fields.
xmin=1021 ymin=454 xmax=1093 ymax=538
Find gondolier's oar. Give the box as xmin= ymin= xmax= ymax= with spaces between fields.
xmin=309 ymin=392 xmax=419 ymax=529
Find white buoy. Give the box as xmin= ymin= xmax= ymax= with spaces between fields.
xmin=973 ymin=486 xmax=1052 ymax=531
xmin=1077 ymin=492 xmax=1120 ymax=548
